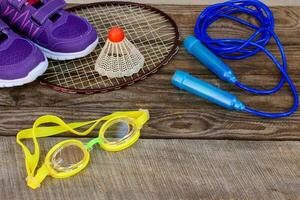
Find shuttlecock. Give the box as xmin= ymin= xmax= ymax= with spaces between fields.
xmin=95 ymin=27 xmax=145 ymax=78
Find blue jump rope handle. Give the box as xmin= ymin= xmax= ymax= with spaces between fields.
xmin=172 ymin=70 xmax=245 ymax=111
xmin=184 ymin=36 xmax=237 ymax=83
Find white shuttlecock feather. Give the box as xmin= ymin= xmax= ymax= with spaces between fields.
xmin=95 ymin=27 xmax=145 ymax=78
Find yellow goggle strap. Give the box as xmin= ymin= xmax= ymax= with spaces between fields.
xmin=16 ymin=110 xmax=149 ymax=188
xmin=17 ymin=115 xmax=102 ymax=188
xmin=105 ymin=109 xmax=150 ymax=128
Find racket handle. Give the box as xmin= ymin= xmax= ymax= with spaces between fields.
xmin=172 ymin=70 xmax=245 ymax=111
xmin=184 ymin=36 xmax=237 ymax=83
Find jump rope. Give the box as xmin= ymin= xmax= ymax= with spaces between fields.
xmin=172 ymin=0 xmax=299 ymax=118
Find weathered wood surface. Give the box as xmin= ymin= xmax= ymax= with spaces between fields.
xmin=1 ymin=107 xmax=300 ymax=140
xmin=66 ymin=0 xmax=300 ymax=6
xmin=0 ymin=5 xmax=300 ymax=140
xmin=1 ymin=4 xmax=300 ymax=200
xmin=1 ymin=138 xmax=300 ymax=200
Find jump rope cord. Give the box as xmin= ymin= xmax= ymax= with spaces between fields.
xmin=194 ymin=0 xmax=298 ymax=118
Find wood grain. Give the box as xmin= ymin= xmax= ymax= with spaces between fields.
xmin=0 ymin=74 xmax=297 ymax=108
xmin=0 ymin=5 xmax=300 ymax=140
xmin=157 ymin=5 xmax=300 ymax=44
xmin=1 ymin=4 xmax=300 ymax=200
xmin=2 ymin=137 xmax=299 ymax=200
xmin=1 ymin=107 xmax=300 ymax=140
xmin=66 ymin=0 xmax=300 ymax=7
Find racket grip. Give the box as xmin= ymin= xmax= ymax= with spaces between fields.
xmin=184 ymin=36 xmax=237 ymax=83
xmin=172 ymin=70 xmax=245 ymax=111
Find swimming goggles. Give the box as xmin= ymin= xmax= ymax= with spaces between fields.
xmin=16 ymin=109 xmax=149 ymax=189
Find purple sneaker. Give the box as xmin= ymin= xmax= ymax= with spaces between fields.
xmin=0 ymin=19 xmax=48 ymax=87
xmin=0 ymin=0 xmax=98 ymax=60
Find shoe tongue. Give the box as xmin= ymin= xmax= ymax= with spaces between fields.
xmin=28 ymin=0 xmax=40 ymax=5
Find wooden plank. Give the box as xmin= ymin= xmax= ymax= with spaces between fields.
xmin=0 ymin=73 xmax=296 ymax=108
xmin=66 ymin=0 xmax=300 ymax=6
xmin=170 ymin=45 xmax=300 ymax=75
xmin=1 ymin=137 xmax=300 ymax=200
xmin=1 ymin=107 xmax=300 ymax=140
xmin=72 ymin=5 xmax=300 ymax=46
xmin=157 ymin=5 xmax=300 ymax=45
xmin=0 ymin=5 xmax=299 ymax=107
xmin=0 ymin=5 xmax=298 ymax=140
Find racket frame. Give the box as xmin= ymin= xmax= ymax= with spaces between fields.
xmin=39 ymin=1 xmax=180 ymax=94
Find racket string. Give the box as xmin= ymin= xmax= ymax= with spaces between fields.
xmin=42 ymin=4 xmax=177 ymax=91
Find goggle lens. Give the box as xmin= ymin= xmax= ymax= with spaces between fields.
xmin=103 ymin=119 xmax=134 ymax=143
xmin=50 ymin=143 xmax=85 ymax=173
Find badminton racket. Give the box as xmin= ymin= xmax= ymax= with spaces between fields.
xmin=39 ymin=1 xmax=179 ymax=94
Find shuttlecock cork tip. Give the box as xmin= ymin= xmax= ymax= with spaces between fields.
xmin=108 ymin=27 xmax=125 ymax=43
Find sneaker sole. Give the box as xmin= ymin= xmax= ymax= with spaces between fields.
xmin=35 ymin=37 xmax=99 ymax=61
xmin=0 ymin=58 xmax=48 ymax=88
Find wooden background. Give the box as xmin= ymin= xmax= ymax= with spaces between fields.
xmin=1 ymin=1 xmax=300 ymax=200
xmin=66 ymin=0 xmax=300 ymax=6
